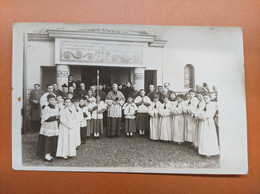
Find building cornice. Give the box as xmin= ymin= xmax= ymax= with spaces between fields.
xmin=47 ymin=29 xmax=156 ymax=43
xmin=149 ymin=40 xmax=168 ymax=48
xmin=27 ymin=29 xmax=167 ymax=48
xmin=27 ymin=33 xmax=52 ymax=41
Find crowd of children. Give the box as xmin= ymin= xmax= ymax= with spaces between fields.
xmin=36 ymin=83 xmax=219 ymax=162
xmin=36 ymin=93 xmax=108 ymax=162
xmin=155 ymin=90 xmax=220 ymax=158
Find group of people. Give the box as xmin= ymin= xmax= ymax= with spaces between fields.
xmin=31 ymin=75 xmax=219 ymax=162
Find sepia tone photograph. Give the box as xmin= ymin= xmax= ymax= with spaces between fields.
xmin=12 ymin=23 xmax=247 ymax=174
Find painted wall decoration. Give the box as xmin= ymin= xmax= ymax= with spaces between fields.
xmin=57 ymin=39 xmax=144 ymax=66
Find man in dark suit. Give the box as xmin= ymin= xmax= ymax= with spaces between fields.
xmin=147 ymin=84 xmax=157 ymax=100
xmin=163 ymin=82 xmax=174 ymax=96
xmin=124 ymin=81 xmax=134 ymax=98
xmin=29 ymin=83 xmax=44 ymax=132
xmin=131 ymin=84 xmax=139 ymax=98
xmin=157 ymin=85 xmax=163 ymax=103
xmin=77 ymin=82 xmax=88 ymax=98
xmin=61 ymin=84 xmax=68 ymax=98
xmin=68 ymin=85 xmax=78 ymax=99
xmin=53 ymin=83 xmax=63 ymax=96
xmin=97 ymin=85 xmax=107 ymax=101
xmin=68 ymin=74 xmax=75 ymax=87
xmin=90 ymin=85 xmax=97 ymax=97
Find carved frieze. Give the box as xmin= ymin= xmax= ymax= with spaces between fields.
xmin=57 ymin=70 xmax=69 ymax=78
xmin=134 ymin=73 xmax=145 ymax=80
xmin=57 ymin=39 xmax=143 ymax=66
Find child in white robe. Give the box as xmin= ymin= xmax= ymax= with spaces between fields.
xmin=193 ymin=93 xmax=205 ymax=148
xmin=197 ymin=93 xmax=220 ymax=157
xmin=73 ymin=98 xmax=83 ymax=148
xmin=169 ymin=92 xmax=177 ymax=137
xmin=148 ymin=95 xmax=162 ymax=140
xmin=84 ymin=96 xmax=93 ymax=138
xmin=88 ymin=95 xmax=97 ymax=137
xmin=56 ymin=95 xmax=64 ymax=110
xmin=169 ymin=92 xmax=177 ymax=107
xmin=183 ymin=94 xmax=192 ymax=142
xmin=79 ymin=98 xmax=88 ymax=144
xmin=56 ymin=98 xmax=77 ymax=159
xmin=172 ymin=94 xmax=186 ymax=145
xmin=122 ymin=96 xmax=138 ymax=137
xmin=159 ymin=96 xmax=172 ymax=141
xmin=184 ymin=90 xmax=199 ymax=144
xmin=210 ymin=94 xmax=219 ymax=146
xmin=134 ymin=89 xmax=151 ymax=136
xmin=36 ymin=94 xmax=59 ymax=162
xmin=91 ymin=96 xmax=107 ymax=138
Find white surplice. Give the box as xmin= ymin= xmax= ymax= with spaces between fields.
xmin=197 ymin=102 xmax=220 ymax=156
xmin=184 ymin=97 xmax=199 ymax=142
xmin=172 ymin=101 xmax=186 ymax=143
xmin=73 ymin=106 xmax=84 ymax=147
xmin=148 ymin=101 xmax=162 ymax=140
xmin=56 ymin=106 xmax=77 ymax=158
xmin=159 ymin=102 xmax=172 ymax=141
xmin=193 ymin=100 xmax=206 ymax=147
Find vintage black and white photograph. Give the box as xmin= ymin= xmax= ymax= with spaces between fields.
xmin=12 ymin=23 xmax=247 ymax=174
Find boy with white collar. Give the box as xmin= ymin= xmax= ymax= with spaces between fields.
xmin=36 ymin=94 xmax=59 ymax=162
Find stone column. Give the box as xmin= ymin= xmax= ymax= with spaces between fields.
xmin=57 ymin=64 xmax=70 ymax=90
xmin=134 ymin=67 xmax=145 ymax=90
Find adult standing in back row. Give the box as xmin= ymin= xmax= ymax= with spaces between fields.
xmin=68 ymin=74 xmax=74 ymax=87
xmin=30 ymin=84 xmax=44 ymax=132
xmin=147 ymin=84 xmax=157 ymax=100
xmin=163 ymin=82 xmax=173 ymax=97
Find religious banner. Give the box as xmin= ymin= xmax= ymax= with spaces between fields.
xmin=55 ymin=38 xmax=145 ymax=67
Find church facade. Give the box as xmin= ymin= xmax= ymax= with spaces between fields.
xmin=22 ymin=24 xmax=227 ymax=132
xmin=26 ymin=28 xmax=167 ymax=92
xmin=23 ymin=28 xmax=170 ymax=132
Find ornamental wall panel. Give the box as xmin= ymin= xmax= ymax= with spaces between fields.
xmin=55 ymin=39 xmax=145 ymax=68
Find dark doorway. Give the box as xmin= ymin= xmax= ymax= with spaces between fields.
xmin=145 ymin=70 xmax=157 ymax=93
xmin=81 ymin=66 xmax=112 ymax=89
xmin=81 ymin=66 xmax=131 ymax=89
xmin=41 ymin=66 xmax=57 ymax=91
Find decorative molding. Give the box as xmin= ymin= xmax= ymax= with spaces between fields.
xmin=78 ymin=28 xmax=150 ymax=35
xmin=57 ymin=70 xmax=69 ymax=78
xmin=27 ymin=28 xmax=168 ymax=48
xmin=134 ymin=73 xmax=145 ymax=80
xmin=27 ymin=33 xmax=52 ymax=41
xmin=48 ymin=29 xmax=156 ymax=43
xmin=148 ymin=39 xmax=168 ymax=48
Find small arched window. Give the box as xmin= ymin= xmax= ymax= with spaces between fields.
xmin=184 ymin=64 xmax=195 ymax=89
